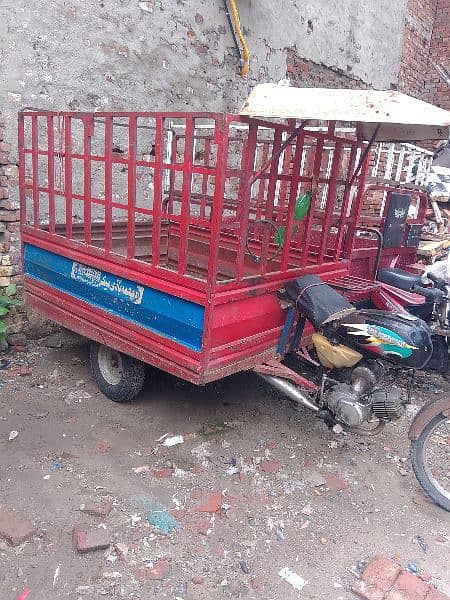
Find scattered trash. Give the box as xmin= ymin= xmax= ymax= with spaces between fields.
xmin=406 ymin=562 xmax=420 ymax=574
xmin=52 ymin=461 xmax=62 ymax=471
xmin=301 ymin=504 xmax=314 ymax=516
xmin=43 ymin=475 xmax=50 ymax=480
xmin=53 ymin=563 xmax=61 ymax=588
xmin=415 ymin=535 xmax=428 ymax=553
xmin=115 ymin=542 xmax=129 ymax=559
xmin=133 ymin=465 xmax=150 ymax=474
xmin=138 ymin=0 xmax=153 ymax=12
xmin=16 ymin=590 xmax=31 ymax=600
xmin=278 ymin=567 xmax=307 ymax=591
xmin=29 ymin=411 xmax=48 ymax=419
xmin=147 ymin=508 xmax=180 ymax=534
xmin=106 ymin=553 xmax=117 ymax=564
xmin=8 ymin=430 xmax=18 ymax=441
xmin=240 ymin=561 xmax=250 ymax=574
xmin=133 ymin=494 xmax=180 ymax=534
xmin=161 ymin=435 xmax=184 ymax=447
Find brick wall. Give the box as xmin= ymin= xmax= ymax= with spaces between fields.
xmin=0 ymin=114 xmax=27 ymax=350
xmin=424 ymin=0 xmax=450 ymax=108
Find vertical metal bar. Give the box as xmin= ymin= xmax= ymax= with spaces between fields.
xmin=47 ymin=115 xmax=55 ymax=235
xmin=206 ymin=115 xmax=227 ymax=291
xmin=256 ymin=142 xmax=268 ymax=221
xmin=277 ymin=134 xmax=293 ymax=218
xmin=260 ymin=128 xmax=283 ymax=274
xmin=343 ymin=147 xmax=370 ymax=258
xmin=318 ymin=141 xmax=342 ymax=263
xmin=31 ymin=115 xmax=39 ymax=228
xmin=178 ymin=117 xmax=194 ymax=275
xmin=236 ymin=122 xmax=258 ymax=281
xmin=18 ymin=113 xmax=26 ymax=228
xmin=104 ymin=116 xmax=113 ymax=254
xmin=64 ymin=116 xmax=72 ymax=239
xmin=167 ymin=134 xmax=178 ymax=214
xmin=83 ymin=117 xmax=92 ymax=245
xmin=127 ymin=115 xmax=137 ymax=259
xmin=152 ymin=116 xmax=163 ymax=268
xmin=301 ymin=136 xmax=323 ymax=267
xmin=200 ymin=137 xmax=211 ymax=220
xmin=333 ymin=142 xmax=357 ymax=261
xmin=280 ymin=130 xmax=305 ymax=271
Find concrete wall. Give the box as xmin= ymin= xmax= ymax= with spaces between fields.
xmin=1 ymin=0 xmax=408 ymax=155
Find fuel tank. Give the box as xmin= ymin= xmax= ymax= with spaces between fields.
xmin=334 ymin=310 xmax=433 ymax=369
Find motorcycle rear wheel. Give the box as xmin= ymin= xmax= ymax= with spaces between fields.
xmin=410 ymin=413 xmax=450 ymax=512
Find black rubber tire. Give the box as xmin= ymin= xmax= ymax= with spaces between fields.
xmin=410 ymin=413 xmax=450 ymax=512
xmin=90 ymin=342 xmax=146 ymax=403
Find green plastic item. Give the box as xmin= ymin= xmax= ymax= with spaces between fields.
xmin=275 ymin=191 xmax=311 ymax=247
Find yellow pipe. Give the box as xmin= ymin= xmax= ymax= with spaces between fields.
xmin=228 ymin=0 xmax=250 ymax=77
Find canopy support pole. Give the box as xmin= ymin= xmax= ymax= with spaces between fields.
xmin=349 ymin=124 xmax=381 ymax=186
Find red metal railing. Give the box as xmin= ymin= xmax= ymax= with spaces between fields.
xmin=19 ymin=110 xmax=368 ymax=298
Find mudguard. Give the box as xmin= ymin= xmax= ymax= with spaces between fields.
xmin=408 ymin=398 xmax=450 ymax=440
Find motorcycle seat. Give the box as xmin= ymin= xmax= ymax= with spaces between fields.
xmin=377 ymin=268 xmax=423 ymax=292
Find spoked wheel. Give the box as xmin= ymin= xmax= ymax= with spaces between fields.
xmin=411 ymin=413 xmax=450 ymax=511
xmin=90 ymin=342 xmax=146 ymax=403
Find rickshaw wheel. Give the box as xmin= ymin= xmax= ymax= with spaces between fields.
xmin=90 ymin=342 xmax=146 ymax=403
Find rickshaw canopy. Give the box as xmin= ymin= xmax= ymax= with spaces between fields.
xmin=240 ymin=83 xmax=450 ymax=142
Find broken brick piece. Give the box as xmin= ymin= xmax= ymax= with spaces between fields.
xmin=147 ymin=559 xmax=170 ymax=580
xmin=151 ymin=468 xmax=173 ymax=478
xmin=73 ymin=524 xmax=110 ymax=553
xmin=386 ymin=571 xmax=430 ymax=600
xmin=259 ymin=460 xmax=282 ymax=474
xmin=196 ymin=492 xmax=222 ymax=513
xmin=0 ymin=504 xmax=37 ymax=546
xmin=79 ymin=501 xmax=112 ymax=518
xmin=361 ymin=556 xmax=401 ymax=593
xmin=324 ymin=473 xmax=348 ymax=491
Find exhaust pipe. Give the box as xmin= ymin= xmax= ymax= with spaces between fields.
xmin=258 ymin=374 xmax=319 ymax=413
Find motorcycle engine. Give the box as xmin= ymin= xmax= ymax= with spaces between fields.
xmin=325 ymin=363 xmax=404 ymax=427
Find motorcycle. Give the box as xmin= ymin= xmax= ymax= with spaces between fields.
xmin=271 ymin=272 xmax=449 ymax=511
xmin=368 ymin=260 xmax=450 ymax=511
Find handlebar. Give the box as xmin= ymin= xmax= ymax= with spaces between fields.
xmin=410 ymin=284 xmax=445 ymax=302
xmin=425 ymin=271 xmax=447 ymax=289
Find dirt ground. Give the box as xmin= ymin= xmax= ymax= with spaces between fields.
xmin=0 ymin=334 xmax=449 ymax=600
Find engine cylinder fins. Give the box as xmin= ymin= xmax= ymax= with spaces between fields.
xmin=371 ymin=388 xmax=405 ymax=421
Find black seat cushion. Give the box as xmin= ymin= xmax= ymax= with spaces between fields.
xmin=285 ymin=274 xmax=355 ymax=329
xmin=377 ymin=268 xmax=423 ymax=292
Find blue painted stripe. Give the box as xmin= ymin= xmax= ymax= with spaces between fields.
xmin=23 ymin=243 xmax=204 ymax=352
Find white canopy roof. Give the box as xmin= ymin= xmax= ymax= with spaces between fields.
xmin=240 ymin=84 xmax=450 ymax=142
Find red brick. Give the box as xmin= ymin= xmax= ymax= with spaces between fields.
xmin=386 ymin=571 xmax=430 ymax=600
xmin=196 ymin=492 xmax=222 ymax=513
xmin=361 ymin=556 xmax=401 ymax=593
xmin=0 ymin=504 xmax=37 ymax=546
xmin=147 ymin=559 xmax=170 ymax=580
xmin=259 ymin=459 xmax=282 ymax=474
xmin=79 ymin=501 xmax=112 ymax=518
xmin=151 ymin=468 xmax=173 ymax=478
xmin=324 ymin=473 xmax=348 ymax=491
xmin=72 ymin=524 xmax=110 ymax=553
